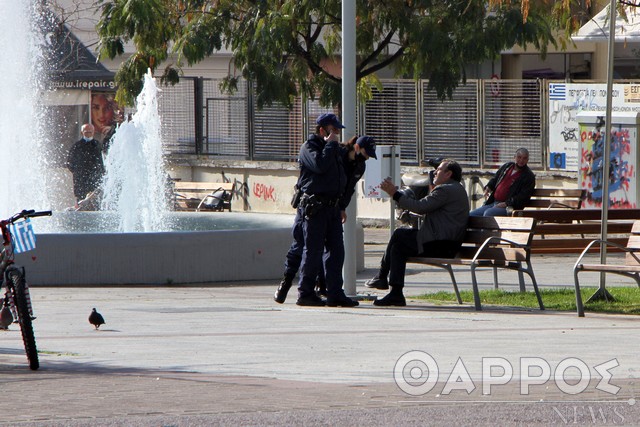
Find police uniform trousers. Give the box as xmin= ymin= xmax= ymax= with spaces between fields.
xmin=298 ymin=204 xmax=344 ymax=299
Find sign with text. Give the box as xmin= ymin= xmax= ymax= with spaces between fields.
xmin=364 ymin=145 xmax=401 ymax=198
xmin=548 ymin=83 xmax=640 ymax=172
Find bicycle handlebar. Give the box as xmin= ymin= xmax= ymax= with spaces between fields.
xmin=7 ymin=210 xmax=52 ymax=224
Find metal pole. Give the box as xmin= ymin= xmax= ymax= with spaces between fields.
xmin=389 ymin=145 xmax=397 ymax=240
xmin=589 ymin=0 xmax=616 ymax=303
xmin=342 ymin=0 xmax=357 ymax=297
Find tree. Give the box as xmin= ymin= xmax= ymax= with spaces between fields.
xmin=96 ymin=0 xmax=574 ymax=107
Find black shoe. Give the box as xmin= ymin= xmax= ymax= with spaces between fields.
xmin=364 ymin=276 xmax=389 ymax=290
xmin=296 ymin=295 xmax=326 ymax=307
xmin=274 ymin=280 xmax=292 ymax=304
xmin=315 ymin=279 xmax=327 ymax=297
xmin=373 ymin=293 xmax=406 ymax=307
xmin=327 ymin=295 xmax=359 ymax=307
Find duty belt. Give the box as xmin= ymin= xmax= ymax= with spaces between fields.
xmin=303 ymin=193 xmax=340 ymax=207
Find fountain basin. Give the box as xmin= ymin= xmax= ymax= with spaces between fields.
xmin=17 ymin=212 xmax=364 ymax=285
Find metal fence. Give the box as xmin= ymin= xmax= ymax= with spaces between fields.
xmin=158 ymin=77 xmax=545 ymax=168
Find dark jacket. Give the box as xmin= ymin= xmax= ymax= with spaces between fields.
xmin=484 ymin=162 xmax=536 ymax=210
xmin=66 ymin=138 xmax=105 ymax=199
xmin=297 ymin=134 xmax=346 ymax=199
xmin=338 ymin=147 xmax=366 ymax=210
xmin=394 ymin=180 xmax=469 ymax=248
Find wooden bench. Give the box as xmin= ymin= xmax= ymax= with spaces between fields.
xmin=407 ymin=216 xmax=543 ymax=311
xmin=173 ymin=181 xmax=235 ymax=211
xmin=523 ymin=188 xmax=586 ymax=210
xmin=573 ymin=219 xmax=640 ymax=317
xmin=512 ymin=209 xmax=640 ymax=254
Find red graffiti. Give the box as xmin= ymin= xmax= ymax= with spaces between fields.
xmin=253 ymin=182 xmax=276 ymax=201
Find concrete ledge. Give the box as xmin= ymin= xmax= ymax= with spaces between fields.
xmin=18 ymin=226 xmax=365 ymax=286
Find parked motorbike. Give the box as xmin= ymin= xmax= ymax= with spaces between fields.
xmin=395 ymin=157 xmax=442 ymax=228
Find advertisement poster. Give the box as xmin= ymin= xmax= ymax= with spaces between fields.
xmin=548 ymin=82 xmax=640 ymax=172
xmin=90 ymin=91 xmax=124 ymax=149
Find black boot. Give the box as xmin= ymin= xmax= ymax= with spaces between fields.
xmin=274 ymin=275 xmax=293 ymax=304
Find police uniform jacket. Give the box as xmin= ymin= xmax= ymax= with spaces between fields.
xmin=484 ymin=161 xmax=535 ymax=210
xmin=297 ymin=134 xmax=346 ymax=200
xmin=338 ymin=147 xmax=366 ymax=211
xmin=393 ymin=180 xmax=469 ymax=249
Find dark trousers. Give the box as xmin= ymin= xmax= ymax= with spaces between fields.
xmin=379 ymin=228 xmax=460 ymax=290
xmin=283 ymin=209 xmax=304 ymax=280
xmin=298 ymin=205 xmax=344 ymax=299
xmin=283 ymin=208 xmax=326 ymax=288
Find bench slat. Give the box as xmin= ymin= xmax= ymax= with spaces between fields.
xmin=525 ymin=200 xmax=581 ymax=209
xmin=577 ymin=263 xmax=640 ymax=273
xmin=458 ymin=246 xmax=529 ymax=262
xmin=531 ymin=237 xmax=629 ymax=249
xmin=533 ymin=222 xmax=634 ymax=235
xmin=463 ymin=230 xmax=533 ymax=246
xmin=467 ymin=216 xmax=535 ymax=230
xmin=514 ymin=209 xmax=640 ymax=222
xmin=531 ymin=189 xmax=585 ymax=198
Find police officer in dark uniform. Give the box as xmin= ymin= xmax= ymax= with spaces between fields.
xmin=314 ymin=135 xmax=377 ymax=296
xmin=274 ymin=135 xmax=377 ymax=303
xmin=287 ymin=113 xmax=358 ymax=307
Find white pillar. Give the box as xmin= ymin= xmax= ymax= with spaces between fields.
xmin=342 ymin=0 xmax=357 ymax=296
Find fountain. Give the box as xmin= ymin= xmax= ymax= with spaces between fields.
xmin=4 ymin=5 xmax=362 ymax=285
xmin=0 ymin=3 xmax=52 ymax=218
xmin=17 ymin=70 xmax=300 ymax=285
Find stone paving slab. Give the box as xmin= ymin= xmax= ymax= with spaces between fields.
xmin=0 ymin=228 xmax=639 ymax=425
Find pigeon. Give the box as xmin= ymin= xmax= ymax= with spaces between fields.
xmin=0 ymin=305 xmax=13 ymax=330
xmin=89 ymin=308 xmax=105 ymax=330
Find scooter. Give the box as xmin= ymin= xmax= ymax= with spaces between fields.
xmin=395 ymin=158 xmax=442 ymax=228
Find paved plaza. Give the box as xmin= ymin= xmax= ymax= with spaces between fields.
xmin=1 ymin=229 xmax=639 ymax=426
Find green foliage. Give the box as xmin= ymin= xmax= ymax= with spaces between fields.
xmin=96 ymin=0 xmax=572 ymax=107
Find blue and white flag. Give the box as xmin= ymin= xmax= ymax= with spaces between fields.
xmin=549 ymin=83 xmax=566 ymax=101
xmin=9 ymin=219 xmax=37 ymax=253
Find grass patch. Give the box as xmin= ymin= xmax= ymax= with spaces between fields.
xmin=413 ymin=287 xmax=640 ymax=315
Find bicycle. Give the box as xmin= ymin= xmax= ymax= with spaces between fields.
xmin=1 ymin=209 xmax=51 ymax=370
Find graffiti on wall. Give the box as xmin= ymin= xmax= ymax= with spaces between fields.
xmin=253 ymin=182 xmax=276 ymax=202
xmin=579 ymin=126 xmax=636 ymax=209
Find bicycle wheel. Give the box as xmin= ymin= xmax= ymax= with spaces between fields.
xmin=7 ymin=268 xmax=39 ymax=370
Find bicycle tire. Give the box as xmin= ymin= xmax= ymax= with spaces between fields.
xmin=7 ymin=268 xmax=39 ymax=370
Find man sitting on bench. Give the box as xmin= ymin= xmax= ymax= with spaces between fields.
xmin=470 ymin=147 xmax=535 ymax=217
xmin=364 ymin=159 xmax=469 ymax=307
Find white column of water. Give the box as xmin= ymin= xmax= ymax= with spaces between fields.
xmin=0 ymin=3 xmax=51 ymax=219
xmin=101 ymin=71 xmax=171 ymax=232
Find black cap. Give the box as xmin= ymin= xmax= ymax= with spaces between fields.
xmin=316 ymin=113 xmax=345 ymax=129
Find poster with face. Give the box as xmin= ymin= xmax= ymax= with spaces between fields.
xmin=90 ymin=92 xmax=123 ymax=145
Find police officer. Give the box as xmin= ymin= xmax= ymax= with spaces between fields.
xmin=285 ymin=113 xmax=358 ymax=307
xmin=274 ymin=135 xmax=377 ymax=303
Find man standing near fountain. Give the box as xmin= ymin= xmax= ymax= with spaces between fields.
xmin=281 ymin=113 xmax=359 ymax=307
xmin=66 ymin=123 xmax=105 ymax=207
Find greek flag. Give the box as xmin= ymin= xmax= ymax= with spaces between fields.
xmin=549 ymin=83 xmax=566 ymax=101
xmin=10 ymin=219 xmax=37 ymax=253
